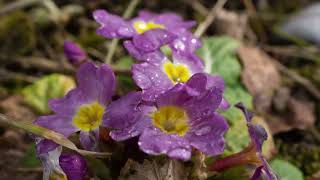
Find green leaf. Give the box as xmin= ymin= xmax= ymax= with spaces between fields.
xmin=198 ymin=36 xmax=240 ymax=86
xmin=22 ymin=74 xmax=75 ymax=114
xmin=199 ymin=36 xmax=255 ymax=155
xmin=222 ymin=86 xmax=253 ymax=124
xmin=20 ymin=143 xmax=40 ymax=167
xmin=271 ymin=159 xmax=304 ymax=180
xmin=115 ymin=56 xmax=133 ymax=69
xmin=224 ymin=116 xmax=249 ymax=155
xmin=86 ymin=157 xmax=111 ymax=179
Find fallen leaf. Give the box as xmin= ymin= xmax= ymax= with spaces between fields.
xmin=237 ymin=45 xmax=281 ymax=112
xmin=268 ymin=96 xmax=315 ymax=134
xmin=119 ymin=158 xmax=189 ymax=180
xmin=287 ymin=97 xmax=315 ymax=130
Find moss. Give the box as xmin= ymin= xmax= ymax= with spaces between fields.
xmin=278 ymin=140 xmax=320 ymax=176
xmin=0 ymin=11 xmax=36 ymax=56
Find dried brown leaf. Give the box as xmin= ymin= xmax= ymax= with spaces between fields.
xmin=237 ymin=45 xmax=281 ymax=112
xmin=119 ymin=158 xmax=189 ymax=180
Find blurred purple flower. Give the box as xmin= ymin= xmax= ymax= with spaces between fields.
xmin=105 ymin=75 xmax=229 ymax=160
xmin=64 ymin=41 xmax=87 ymax=66
xmin=93 ymin=10 xmax=196 ymax=53
xmin=208 ymin=103 xmax=278 ymax=179
xmin=37 ymin=146 xmax=68 ymax=180
xmin=34 ymin=61 xmax=115 ymax=152
xmin=60 ymin=153 xmax=87 ymax=180
xmin=235 ymin=103 xmax=279 ymax=180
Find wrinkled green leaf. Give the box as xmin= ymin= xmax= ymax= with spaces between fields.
xmin=224 ymin=116 xmax=249 ymax=155
xmin=199 ymin=36 xmax=254 ymax=155
xmin=198 ymin=36 xmax=240 ymax=86
xmin=20 ymin=143 xmax=40 ymax=167
xmin=271 ymin=159 xmax=303 ymax=180
xmin=222 ymin=87 xmax=253 ymax=124
xmin=22 ymin=74 xmax=75 ymax=114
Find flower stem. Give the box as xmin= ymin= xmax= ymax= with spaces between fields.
xmin=208 ymin=144 xmax=261 ymax=172
xmin=105 ymin=0 xmax=141 ymax=64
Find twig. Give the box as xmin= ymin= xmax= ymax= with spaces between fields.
xmin=105 ymin=0 xmax=141 ymax=64
xmin=0 ymin=68 xmax=38 ymax=83
xmin=15 ymin=167 xmax=43 ymax=172
xmin=273 ymin=60 xmax=320 ymax=100
xmin=42 ymin=0 xmax=63 ymax=23
xmin=263 ymin=45 xmax=320 ymax=63
xmin=242 ymin=0 xmax=267 ymax=41
xmin=194 ymin=0 xmax=228 ymax=37
xmin=0 ymin=56 xmax=131 ymax=75
xmin=185 ymin=0 xmax=208 ymax=16
xmin=0 ymin=0 xmax=39 ymax=15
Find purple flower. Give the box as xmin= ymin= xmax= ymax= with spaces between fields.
xmin=105 ymin=74 xmax=229 ymax=160
xmin=36 ymin=143 xmax=87 ymax=180
xmin=208 ymin=103 xmax=278 ymax=180
xmin=64 ymin=41 xmax=87 ymax=66
xmin=93 ymin=10 xmax=195 ymax=53
xmin=128 ymin=45 xmax=207 ymax=101
xmin=235 ymin=103 xmax=279 ymax=180
xmin=34 ymin=61 xmax=116 ymax=152
xmin=60 ymin=153 xmax=87 ymax=180
xmin=37 ymin=146 xmax=68 ymax=180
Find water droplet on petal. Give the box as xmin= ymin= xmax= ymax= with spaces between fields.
xmin=195 ymin=126 xmax=211 ymax=136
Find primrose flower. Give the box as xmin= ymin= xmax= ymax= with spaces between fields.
xmin=128 ymin=47 xmax=205 ymax=101
xmin=64 ymin=40 xmax=87 ymax=66
xmin=37 ymin=145 xmax=67 ymax=180
xmin=105 ymin=73 xmax=229 ymax=160
xmin=59 ymin=153 xmax=88 ymax=180
xmin=208 ymin=103 xmax=278 ymax=180
xmin=34 ymin=61 xmax=115 ymax=152
xmin=93 ymin=10 xmax=195 ymax=53
xmin=37 ymin=144 xmax=87 ymax=180
xmin=235 ymin=103 xmax=279 ymax=180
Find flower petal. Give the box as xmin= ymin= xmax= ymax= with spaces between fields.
xmin=93 ymin=9 xmax=134 ymax=38
xmin=77 ymin=62 xmax=116 ymax=105
xmin=59 ymin=153 xmax=88 ymax=180
xmin=186 ymin=73 xmax=225 ymax=93
xmin=156 ymin=83 xmax=199 ymax=108
xmin=138 ymin=127 xmax=191 ymax=160
xmin=36 ymin=139 xmax=60 ymax=155
xmin=132 ymin=62 xmax=173 ymax=101
xmin=186 ymin=113 xmax=228 ymax=156
xmin=79 ymin=130 xmax=99 ymax=151
xmin=133 ymin=29 xmax=177 ymax=53
xmin=235 ymin=102 xmax=267 ymax=152
xmin=34 ymin=115 xmax=77 ymax=137
xmin=64 ymin=40 xmax=87 ymax=65
xmin=105 ymin=92 xmax=154 ymax=141
xmin=48 ymin=88 xmax=85 ymax=116
xmin=184 ymin=86 xmax=223 ymax=120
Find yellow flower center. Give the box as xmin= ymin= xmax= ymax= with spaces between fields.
xmin=163 ymin=61 xmax=191 ymax=84
xmin=72 ymin=102 xmax=104 ymax=132
xmin=49 ymin=170 xmax=67 ymax=180
xmin=133 ymin=21 xmax=165 ymax=34
xmin=151 ymin=106 xmax=189 ymax=136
